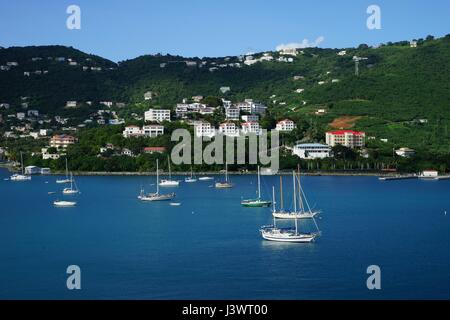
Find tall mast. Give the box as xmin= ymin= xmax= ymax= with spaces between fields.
xmin=20 ymin=152 xmax=24 ymax=174
xmin=65 ymin=158 xmax=69 ymax=179
xmin=257 ymin=166 xmax=261 ymax=199
xmin=156 ymin=159 xmax=159 ymax=194
xmin=280 ymin=176 xmax=284 ymax=210
xmin=272 ymin=186 xmax=276 ymax=227
xmin=293 ymin=171 xmax=298 ymax=235
xmin=168 ymin=157 xmax=171 ymax=179
xmin=225 ymin=163 xmax=228 ymax=182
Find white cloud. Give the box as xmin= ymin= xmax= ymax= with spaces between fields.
xmin=276 ymin=36 xmax=325 ymax=51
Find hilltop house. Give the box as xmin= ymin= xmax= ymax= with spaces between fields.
xmin=225 ymin=106 xmax=240 ymax=120
xmin=194 ymin=122 xmax=215 ymax=138
xmin=293 ymin=143 xmax=331 ymax=159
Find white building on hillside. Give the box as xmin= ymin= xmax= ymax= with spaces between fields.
xmin=142 ymin=125 xmax=164 ymax=137
xmin=241 ymin=121 xmax=261 ymax=135
xmin=218 ymin=122 xmax=239 ymax=137
xmin=122 ymin=125 xmax=142 ymax=138
xmin=194 ymin=122 xmax=215 ymax=138
xmin=326 ymin=130 xmax=365 ymax=148
xmin=225 ymin=106 xmax=240 ymax=120
xmin=144 ymin=109 xmax=171 ymax=122
xmin=276 ymin=119 xmax=296 ymax=132
xmin=241 ymin=115 xmax=259 ymax=122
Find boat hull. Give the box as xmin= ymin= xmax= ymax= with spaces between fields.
xmin=138 ymin=193 xmax=175 ymax=201
xmin=241 ymin=199 xmax=272 ymax=207
xmin=53 ymin=201 xmax=76 ymax=207
xmin=260 ymin=228 xmax=317 ymax=243
xmin=10 ymin=174 xmax=31 ymax=181
xmin=159 ymin=180 xmax=179 ymax=187
xmin=215 ymin=182 xmax=233 ymax=188
xmin=272 ymin=211 xmax=319 ymax=219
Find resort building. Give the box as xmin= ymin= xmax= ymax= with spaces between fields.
xmin=225 ymin=106 xmax=240 ymax=120
xmin=49 ymin=135 xmax=77 ymax=149
xmin=142 ymin=125 xmax=164 ymax=137
xmin=218 ymin=122 xmax=239 ymax=137
xmin=293 ymin=143 xmax=331 ymax=159
xmin=276 ymin=119 xmax=296 ymax=132
xmin=144 ymin=109 xmax=171 ymax=123
xmin=325 ymin=130 xmax=365 ymax=148
xmin=395 ymin=147 xmax=416 ymax=158
xmin=194 ymin=122 xmax=216 ymax=138
xmin=236 ymin=101 xmax=267 ymax=115
xmin=241 ymin=121 xmax=261 ymax=135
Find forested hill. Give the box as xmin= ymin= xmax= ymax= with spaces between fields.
xmin=1 ymin=35 xmax=450 ymax=152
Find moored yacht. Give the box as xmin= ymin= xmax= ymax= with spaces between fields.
xmin=139 ymin=159 xmax=176 ymax=201
xmin=159 ymin=157 xmax=179 ymax=187
xmin=62 ymin=173 xmax=79 ymax=195
xmin=215 ymin=164 xmax=233 ymax=188
xmin=241 ymin=166 xmax=271 ymax=207
xmin=56 ymin=158 xmax=72 ymax=184
xmin=53 ymin=200 xmax=77 ymax=207
xmin=10 ymin=152 xmax=31 ymax=181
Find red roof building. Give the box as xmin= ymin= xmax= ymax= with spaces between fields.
xmin=326 ymin=130 xmax=365 ymax=148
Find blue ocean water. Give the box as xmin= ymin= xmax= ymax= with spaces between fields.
xmin=0 ymin=168 xmax=449 ymax=299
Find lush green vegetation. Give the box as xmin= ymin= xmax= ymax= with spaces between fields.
xmin=1 ymin=35 xmax=450 ymax=173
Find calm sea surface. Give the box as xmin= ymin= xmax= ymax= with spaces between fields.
xmin=0 ymin=168 xmax=449 ymax=299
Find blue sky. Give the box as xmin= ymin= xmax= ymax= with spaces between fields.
xmin=1 ymin=0 xmax=449 ymax=61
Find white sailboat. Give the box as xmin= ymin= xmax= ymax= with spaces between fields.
xmin=62 ymin=173 xmax=79 ymax=195
xmin=139 ymin=159 xmax=175 ymax=201
xmin=159 ymin=157 xmax=179 ymax=187
xmin=56 ymin=158 xmax=72 ymax=184
xmin=241 ymin=166 xmax=271 ymax=207
xmin=215 ymin=163 xmax=233 ymax=188
xmin=10 ymin=152 xmax=31 ymax=181
xmin=185 ymin=167 xmax=197 ymax=183
xmin=272 ymin=171 xmax=320 ymax=219
xmin=260 ymin=172 xmax=321 ymax=243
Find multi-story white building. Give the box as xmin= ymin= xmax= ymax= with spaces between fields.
xmin=218 ymin=122 xmax=239 ymax=137
xmin=144 ymin=109 xmax=171 ymax=123
xmin=276 ymin=119 xmax=296 ymax=132
xmin=142 ymin=125 xmax=164 ymax=137
xmin=225 ymin=106 xmax=240 ymax=120
xmin=241 ymin=121 xmax=261 ymax=135
xmin=236 ymin=101 xmax=267 ymax=115
xmin=41 ymin=148 xmax=61 ymax=160
xmin=194 ymin=122 xmax=215 ymax=138
xmin=325 ymin=130 xmax=365 ymax=148
xmin=122 ymin=125 xmax=142 ymax=138
xmin=293 ymin=143 xmax=331 ymax=159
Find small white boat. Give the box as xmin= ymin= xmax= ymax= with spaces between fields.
xmin=198 ymin=176 xmax=214 ymax=181
xmin=272 ymin=211 xmax=319 ymax=219
xmin=159 ymin=157 xmax=179 ymax=187
xmin=170 ymin=202 xmax=181 ymax=206
xmin=260 ymin=226 xmax=318 ymax=243
xmin=10 ymin=152 xmax=31 ymax=181
xmin=62 ymin=173 xmax=79 ymax=195
xmin=53 ymin=200 xmax=76 ymax=207
xmin=184 ymin=167 xmax=197 ymax=183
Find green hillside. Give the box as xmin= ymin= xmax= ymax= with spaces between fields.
xmin=1 ymin=35 xmax=449 ymax=166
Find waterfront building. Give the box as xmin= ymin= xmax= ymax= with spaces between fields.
xmin=293 ymin=143 xmax=331 ymax=159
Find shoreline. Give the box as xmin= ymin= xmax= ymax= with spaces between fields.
xmin=0 ymin=164 xmax=412 ymax=177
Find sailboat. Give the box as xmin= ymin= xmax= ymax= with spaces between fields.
xmin=159 ymin=157 xmax=179 ymax=187
xmin=241 ymin=166 xmax=271 ymax=207
xmin=62 ymin=173 xmax=79 ymax=195
xmin=272 ymin=171 xmax=320 ymax=219
xmin=56 ymin=158 xmax=72 ymax=184
xmin=10 ymin=152 xmax=31 ymax=181
xmin=215 ymin=163 xmax=233 ymax=188
xmin=139 ymin=159 xmax=175 ymax=201
xmin=260 ymin=172 xmax=321 ymax=243
xmin=198 ymin=176 xmax=214 ymax=181
xmin=185 ymin=167 xmax=197 ymax=183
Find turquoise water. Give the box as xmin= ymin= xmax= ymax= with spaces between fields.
xmin=0 ymin=168 xmax=449 ymax=299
